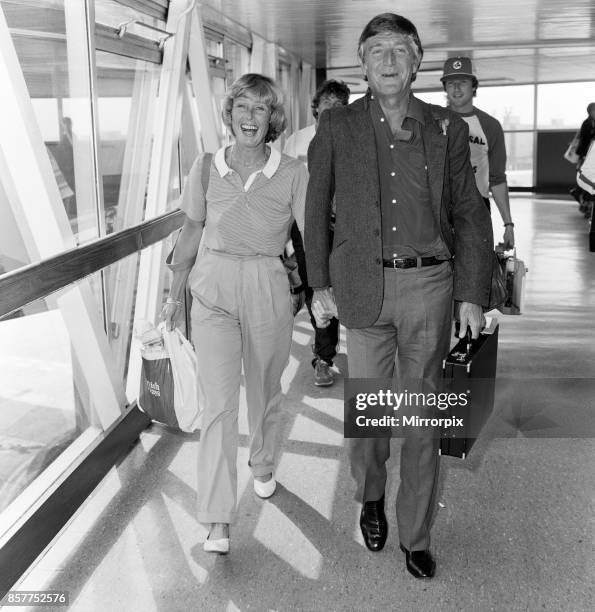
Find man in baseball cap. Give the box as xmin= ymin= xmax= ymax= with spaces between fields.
xmin=441 ymin=57 xmax=515 ymax=249
xmin=441 ymin=56 xmax=475 ymax=81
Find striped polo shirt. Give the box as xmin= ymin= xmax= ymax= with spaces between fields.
xmin=180 ymin=144 xmax=308 ymax=256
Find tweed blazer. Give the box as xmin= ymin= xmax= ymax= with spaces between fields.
xmin=304 ymin=94 xmax=493 ymax=329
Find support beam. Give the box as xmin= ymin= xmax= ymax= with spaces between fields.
xmin=187 ymin=5 xmax=220 ymax=152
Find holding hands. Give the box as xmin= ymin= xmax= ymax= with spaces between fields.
xmin=311 ymin=287 xmax=338 ymax=328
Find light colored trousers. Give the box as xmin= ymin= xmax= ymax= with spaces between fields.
xmin=348 ymin=262 xmax=453 ymax=551
xmin=190 ymin=250 xmax=293 ymax=524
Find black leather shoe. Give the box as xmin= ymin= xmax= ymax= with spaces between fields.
xmin=359 ymin=495 xmax=388 ymax=552
xmin=399 ymin=544 xmax=436 ymax=578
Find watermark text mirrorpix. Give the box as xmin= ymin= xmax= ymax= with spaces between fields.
xmin=353 ymin=389 xmax=468 ymax=429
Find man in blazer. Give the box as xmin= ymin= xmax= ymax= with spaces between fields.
xmin=305 ymin=13 xmax=492 ymax=579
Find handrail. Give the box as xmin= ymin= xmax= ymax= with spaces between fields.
xmin=0 ymin=210 xmax=184 ymax=320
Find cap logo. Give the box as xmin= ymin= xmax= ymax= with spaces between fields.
xmin=453 ymin=60 xmax=462 ymax=70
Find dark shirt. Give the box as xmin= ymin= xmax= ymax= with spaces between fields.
xmin=577 ymin=116 xmax=595 ymax=158
xmin=368 ymin=92 xmax=446 ymax=259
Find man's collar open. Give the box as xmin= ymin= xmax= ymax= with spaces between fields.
xmin=366 ymin=90 xmax=425 ymax=125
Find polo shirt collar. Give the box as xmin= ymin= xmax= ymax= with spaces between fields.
xmin=214 ymin=144 xmax=281 ymax=178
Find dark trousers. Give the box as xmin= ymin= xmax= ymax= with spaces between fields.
xmin=305 ymin=288 xmax=339 ymax=365
xmin=291 ymin=221 xmax=339 ymax=366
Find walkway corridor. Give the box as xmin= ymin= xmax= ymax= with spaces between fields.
xmin=13 ymin=195 xmax=595 ymax=612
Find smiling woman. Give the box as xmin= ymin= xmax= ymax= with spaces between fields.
xmin=161 ymin=72 xmax=308 ymax=556
xmin=222 ymin=73 xmax=287 ymax=143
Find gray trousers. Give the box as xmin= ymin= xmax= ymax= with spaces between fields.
xmin=347 ymin=262 xmax=453 ymax=551
xmin=190 ymin=251 xmax=293 ymax=524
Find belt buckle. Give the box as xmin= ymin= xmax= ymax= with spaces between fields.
xmin=392 ymin=259 xmax=400 ymax=269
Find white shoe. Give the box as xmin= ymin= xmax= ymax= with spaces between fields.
xmin=203 ymin=536 xmax=229 ymax=554
xmin=253 ymin=476 xmax=277 ymax=499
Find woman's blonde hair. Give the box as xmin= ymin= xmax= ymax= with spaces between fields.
xmin=221 ymin=73 xmax=287 ymax=143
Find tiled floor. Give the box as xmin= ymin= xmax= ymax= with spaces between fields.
xmin=12 ymin=196 xmax=595 ymax=611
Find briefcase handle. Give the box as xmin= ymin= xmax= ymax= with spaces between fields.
xmin=454 ymin=322 xmax=474 ymax=355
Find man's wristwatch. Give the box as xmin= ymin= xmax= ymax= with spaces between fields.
xmin=290 ymin=285 xmax=305 ymax=295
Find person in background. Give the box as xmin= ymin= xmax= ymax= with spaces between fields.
xmin=162 ymin=73 xmax=308 ymax=555
xmin=576 ymin=102 xmax=595 ymax=162
xmin=284 ymin=79 xmax=351 ymax=386
xmin=572 ymin=102 xmax=595 ymax=216
xmin=305 ymin=13 xmax=492 ymax=579
xmin=441 ymin=57 xmax=515 ymax=249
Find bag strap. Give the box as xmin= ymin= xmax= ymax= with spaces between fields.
xmin=201 ymin=152 xmax=212 ymax=199
xmin=166 ymin=153 xmax=212 ymax=272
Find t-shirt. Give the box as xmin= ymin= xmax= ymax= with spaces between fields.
xmin=283 ymin=124 xmax=316 ymax=165
xmin=180 ymin=145 xmax=308 ymax=257
xmin=284 ymin=123 xmax=337 ymax=230
xmin=457 ymin=107 xmax=507 ymax=198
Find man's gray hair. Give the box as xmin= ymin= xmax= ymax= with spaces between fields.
xmin=357 ymin=13 xmax=424 ymax=65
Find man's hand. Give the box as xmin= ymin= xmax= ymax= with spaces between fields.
xmin=458 ymin=301 xmax=485 ymax=339
xmin=503 ymin=225 xmax=515 ymax=250
xmin=291 ymin=290 xmax=306 ymax=316
xmin=312 ymin=287 xmax=338 ymax=328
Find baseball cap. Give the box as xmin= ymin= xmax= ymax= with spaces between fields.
xmin=441 ymin=57 xmax=475 ymax=82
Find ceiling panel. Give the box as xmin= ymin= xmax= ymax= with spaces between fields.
xmin=203 ymin=0 xmax=595 ymax=90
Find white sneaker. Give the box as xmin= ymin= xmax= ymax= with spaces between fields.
xmin=204 ymin=536 xmax=229 ymax=554
xmin=253 ymin=476 xmax=277 ymax=499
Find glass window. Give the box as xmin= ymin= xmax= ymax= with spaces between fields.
xmin=1 ymin=0 xmax=96 ymax=274
xmin=102 ymin=250 xmax=142 ymax=382
xmin=224 ymin=38 xmax=249 ymax=86
xmin=206 ymin=32 xmax=224 ymax=59
xmin=504 ymin=131 xmax=534 ymax=187
xmin=211 ymin=74 xmax=228 ymax=142
xmin=277 ymin=60 xmax=292 ymax=143
xmin=94 ymin=0 xmax=166 ymax=38
xmin=537 ymin=82 xmax=595 ymax=130
xmin=474 ymin=85 xmax=535 ymax=130
xmin=94 ymin=50 xmax=160 ymax=232
xmin=0 ymin=287 xmax=102 ymax=516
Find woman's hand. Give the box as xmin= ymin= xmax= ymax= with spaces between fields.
xmin=160 ymin=299 xmax=182 ymax=331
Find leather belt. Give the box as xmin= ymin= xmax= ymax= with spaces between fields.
xmin=383 ymin=256 xmax=445 ymax=269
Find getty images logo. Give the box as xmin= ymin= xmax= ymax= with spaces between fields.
xmin=145 ymin=380 xmax=161 ymax=397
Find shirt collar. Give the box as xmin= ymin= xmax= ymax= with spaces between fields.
xmin=366 ymin=89 xmax=425 ymax=125
xmin=214 ymin=144 xmax=281 ymax=178
xmin=407 ymin=95 xmax=425 ymax=125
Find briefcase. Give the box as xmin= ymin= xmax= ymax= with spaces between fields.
xmin=496 ymin=246 xmax=527 ymax=315
xmin=440 ymin=320 xmax=499 ymax=458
